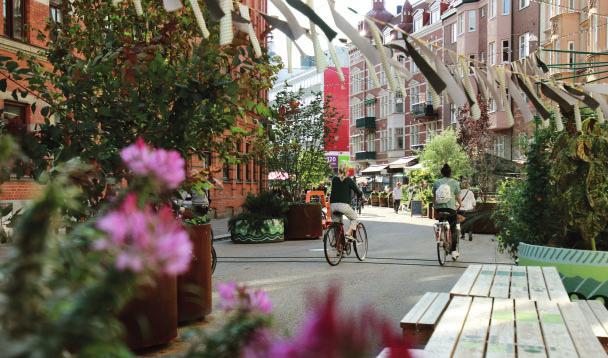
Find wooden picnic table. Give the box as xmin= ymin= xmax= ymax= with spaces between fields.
xmin=450 ymin=265 xmax=570 ymax=303
xmin=424 ymin=296 xmax=607 ymax=357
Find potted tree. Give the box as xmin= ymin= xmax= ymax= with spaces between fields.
xmin=370 ymin=191 xmax=379 ymax=206
xmin=266 ymin=89 xmax=341 ymax=240
xmin=496 ymin=114 xmax=608 ymax=300
xmin=229 ymin=191 xmax=288 ymax=244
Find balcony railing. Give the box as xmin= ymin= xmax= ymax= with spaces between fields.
xmin=355 ymin=151 xmax=377 ymax=160
xmin=411 ymin=103 xmax=437 ymax=118
xmin=355 ymin=116 xmax=376 ymax=129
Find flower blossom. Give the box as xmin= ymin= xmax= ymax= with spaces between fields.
xmin=95 ymin=194 xmax=192 ymax=274
xmin=217 ymin=282 xmax=272 ymax=314
xmin=120 ymin=138 xmax=185 ymax=189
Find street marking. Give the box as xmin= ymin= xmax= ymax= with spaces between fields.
xmin=308 ymin=249 xmax=325 ymax=252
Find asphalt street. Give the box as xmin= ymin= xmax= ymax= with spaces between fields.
xmin=211 ymin=206 xmax=513 ymax=335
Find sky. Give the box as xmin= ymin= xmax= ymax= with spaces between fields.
xmin=268 ymin=0 xmax=407 ymax=69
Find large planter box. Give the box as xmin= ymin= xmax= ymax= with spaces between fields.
xmin=231 ymin=219 xmax=285 ymax=244
xmin=379 ymin=197 xmax=388 ymax=207
xmin=120 ymin=274 xmax=177 ymax=350
xmin=285 ymin=204 xmax=322 ymax=240
xmin=371 ymin=196 xmax=379 ymax=206
xmin=177 ymin=223 xmax=212 ymax=323
xmin=519 ymin=243 xmax=608 ymax=301
xmin=470 ymin=202 xmax=498 ymax=235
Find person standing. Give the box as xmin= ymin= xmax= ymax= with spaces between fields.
xmin=392 ymin=182 xmax=403 ymax=213
xmin=458 ymin=179 xmax=476 ymax=241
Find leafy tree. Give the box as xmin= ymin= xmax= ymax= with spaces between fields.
xmin=266 ymin=89 xmax=339 ymax=202
xmin=420 ymin=128 xmax=472 ymax=179
xmin=457 ymin=95 xmax=496 ymax=199
xmin=0 ymin=1 xmax=279 ymax=213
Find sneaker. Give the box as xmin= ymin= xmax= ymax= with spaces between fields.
xmin=451 ymin=250 xmax=460 ymax=260
xmin=468 ymin=235 xmax=473 ymax=241
xmin=345 ymin=234 xmax=356 ymax=242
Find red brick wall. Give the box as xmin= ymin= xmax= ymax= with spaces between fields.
xmin=0 ymin=180 xmax=43 ymax=200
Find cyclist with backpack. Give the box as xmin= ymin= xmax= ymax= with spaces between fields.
xmin=330 ymin=164 xmax=363 ymax=241
xmin=432 ymin=164 xmax=463 ymax=259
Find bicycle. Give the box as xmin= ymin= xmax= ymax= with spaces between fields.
xmin=323 ymin=208 xmax=368 ymax=266
xmin=210 ymin=229 xmax=217 ymax=274
xmin=434 ymin=211 xmax=461 ymax=266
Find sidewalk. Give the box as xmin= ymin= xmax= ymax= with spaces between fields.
xmin=210 ymin=217 xmax=230 ymax=240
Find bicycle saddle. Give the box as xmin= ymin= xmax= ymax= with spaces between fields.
xmin=435 ymin=212 xmax=453 ymax=221
xmin=332 ymin=211 xmax=344 ymax=216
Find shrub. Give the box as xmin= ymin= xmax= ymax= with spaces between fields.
xmin=229 ymin=191 xmax=288 ymax=234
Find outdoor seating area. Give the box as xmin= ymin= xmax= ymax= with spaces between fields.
xmin=399 ymin=264 xmax=608 ymax=357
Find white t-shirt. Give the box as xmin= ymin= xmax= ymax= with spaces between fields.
xmin=393 ymin=186 xmax=403 ymax=200
xmin=459 ymin=189 xmax=476 ymax=211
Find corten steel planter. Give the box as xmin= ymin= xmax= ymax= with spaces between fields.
xmin=177 ymin=223 xmax=212 ymax=323
xmin=470 ymin=202 xmax=498 ymax=234
xmin=120 ymin=274 xmax=177 ymax=350
xmin=371 ymin=195 xmax=379 ymax=206
xmin=285 ymin=203 xmax=322 ymax=240
xmin=231 ymin=219 xmax=285 ymax=244
xmin=519 ymin=243 xmax=608 ymax=303
xmin=379 ymin=197 xmax=388 ymax=207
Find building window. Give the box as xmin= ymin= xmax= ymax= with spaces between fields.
xmin=494 ymin=135 xmax=506 ymax=158
xmin=2 ymin=101 xmax=27 ymax=135
xmin=366 ymin=132 xmax=375 ymax=152
xmin=502 ymin=0 xmax=510 ymax=15
xmin=3 ymin=0 xmax=25 ymax=40
xmin=593 ymin=15 xmax=599 ymax=50
xmin=568 ymin=0 xmax=574 ymax=10
xmin=451 ymin=23 xmax=457 ymax=43
xmin=223 ymin=163 xmax=231 ymax=180
xmin=568 ymin=41 xmax=575 ymax=68
xmin=395 ymin=128 xmax=404 ymax=150
xmin=431 ymin=2 xmax=440 ymax=24
xmin=458 ymin=13 xmax=464 ymax=35
xmin=519 ymin=0 xmax=529 ymax=9
xmin=489 ymin=0 xmax=496 ymax=18
xmin=410 ymin=125 xmax=419 ymax=146
xmin=481 ymin=6 xmax=486 ymax=17
xmin=488 ymin=98 xmax=496 ymax=113
xmin=450 ymin=104 xmax=457 ymax=124
xmin=502 ymin=40 xmax=510 ymax=62
xmin=50 ymin=1 xmax=63 ymax=23
xmin=236 ymin=142 xmax=243 ymax=182
xmin=366 ymin=98 xmax=376 ymax=117
xmin=468 ymin=10 xmax=477 ymax=32
xmin=411 ymin=60 xmax=418 ymax=74
xmin=519 ymin=33 xmax=530 ymax=58
xmin=426 ymin=122 xmax=437 ymax=141
xmin=245 ymin=143 xmax=251 ymax=182
xmin=410 ymin=86 xmax=420 ymax=109
xmin=414 ymin=15 xmax=423 ymax=32
xmin=394 ymin=91 xmax=404 ymax=113
xmin=489 ymin=42 xmax=496 ymax=65
xmin=469 ymin=55 xmax=476 ymax=73
xmin=480 ymin=51 xmax=486 ymax=64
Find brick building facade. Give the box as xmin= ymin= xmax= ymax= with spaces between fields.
xmin=0 ymin=0 xmax=270 ymax=218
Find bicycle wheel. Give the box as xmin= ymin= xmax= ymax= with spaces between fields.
xmin=324 ymin=224 xmax=343 ymax=266
xmin=354 ymin=223 xmax=368 ymax=261
xmin=437 ymin=227 xmax=447 ymax=266
xmin=211 ymin=245 xmax=217 ymax=274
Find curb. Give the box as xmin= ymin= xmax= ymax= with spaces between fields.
xmin=213 ymin=233 xmax=231 ymax=242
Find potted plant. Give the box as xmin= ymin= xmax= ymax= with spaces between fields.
xmin=496 ymin=114 xmax=608 ymax=300
xmin=370 ymin=191 xmax=379 ymax=206
xmin=266 ymin=89 xmax=341 ymax=240
xmin=229 ymin=191 xmax=288 ymax=244
xmin=379 ymin=191 xmax=388 ymax=207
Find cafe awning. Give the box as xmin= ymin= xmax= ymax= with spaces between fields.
xmin=388 ymin=156 xmax=418 ymax=169
xmin=361 ymin=164 xmax=387 ymax=174
xmin=404 ymin=163 xmax=424 ymax=171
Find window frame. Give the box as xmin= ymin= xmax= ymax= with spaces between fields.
xmin=502 ymin=40 xmax=510 ymax=63
xmin=489 ymin=42 xmax=496 ymax=65
xmin=519 ymin=33 xmax=530 ymax=58
xmin=519 ymin=0 xmax=529 ymax=10
xmin=451 ymin=22 xmax=458 ymax=43
xmin=468 ymin=10 xmax=477 ymax=32
xmin=458 ymin=13 xmax=464 ymax=35
xmin=3 ymin=0 xmax=26 ymax=40
xmin=489 ymin=0 xmax=497 ymax=18
xmin=502 ymin=0 xmax=510 ymax=15
xmin=568 ymin=41 xmax=575 ymax=68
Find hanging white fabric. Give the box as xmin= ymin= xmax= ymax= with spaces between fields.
xmin=219 ymin=0 xmax=234 ymax=45
xmin=239 ymin=4 xmax=262 ymax=57
xmin=190 ymin=0 xmax=211 ymax=38
xmin=307 ymin=0 xmax=328 ymax=73
xmin=327 ymin=40 xmax=345 ymax=82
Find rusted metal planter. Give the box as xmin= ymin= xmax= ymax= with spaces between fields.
xmin=285 ymin=203 xmax=322 ymax=240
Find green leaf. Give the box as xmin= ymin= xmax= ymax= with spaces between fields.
xmin=11 ymin=89 xmax=18 ymax=100
xmin=41 ymin=106 xmax=50 ymax=117
xmin=0 ymin=79 xmax=6 ymax=92
xmin=5 ymin=61 xmax=18 ymax=72
xmin=30 ymin=102 xmax=36 ymax=114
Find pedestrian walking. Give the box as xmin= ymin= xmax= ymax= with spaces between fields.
xmin=392 ymin=182 xmax=403 ymax=213
xmin=458 ymin=179 xmax=477 ymax=241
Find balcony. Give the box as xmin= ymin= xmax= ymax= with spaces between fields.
xmin=355 ymin=151 xmax=377 ymax=160
xmin=411 ymin=103 xmax=437 ymax=119
xmin=355 ymin=116 xmax=376 ymax=129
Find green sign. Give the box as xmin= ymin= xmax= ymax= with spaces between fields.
xmin=338 ymin=155 xmax=350 ymax=168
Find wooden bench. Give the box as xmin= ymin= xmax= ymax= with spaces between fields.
xmin=376 ymin=348 xmax=426 ymax=357
xmin=400 ymin=292 xmax=450 ymax=347
xmin=422 ymin=296 xmax=607 ymax=357
xmin=450 ymin=265 xmax=570 ymax=303
xmin=574 ymin=300 xmax=608 ymax=352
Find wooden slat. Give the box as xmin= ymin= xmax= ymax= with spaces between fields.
xmin=401 ymin=292 xmax=439 ymax=328
xmin=469 ymin=265 xmax=498 ymax=297
xmin=560 ymin=301 xmax=608 ymax=357
xmin=486 ymin=298 xmax=516 ymax=358
xmin=451 ymin=265 xmax=482 ymax=296
xmin=418 ymin=293 xmax=450 ymax=326
xmin=527 ymin=266 xmax=550 ymax=301
xmin=515 ymin=300 xmax=547 ymax=358
xmin=588 ymin=300 xmax=608 ymax=335
xmin=510 ymin=265 xmax=530 ymax=300
xmin=541 ymin=267 xmax=570 ymax=303
xmin=489 ymin=265 xmax=512 ymax=299
xmin=453 ymin=297 xmax=493 ymax=358
xmin=425 ymin=296 xmax=473 ymax=358
xmin=573 ymin=301 xmax=608 ymax=340
xmin=537 ymin=301 xmax=578 ymax=357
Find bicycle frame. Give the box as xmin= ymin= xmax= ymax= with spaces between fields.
xmin=434 ymin=221 xmax=452 ymax=247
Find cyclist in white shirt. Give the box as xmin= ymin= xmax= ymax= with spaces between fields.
xmin=458 ymin=179 xmax=476 ymax=241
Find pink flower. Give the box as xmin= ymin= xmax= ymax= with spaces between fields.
xmin=217 ymin=282 xmax=273 ymax=314
xmin=120 ymin=138 xmax=186 ymax=189
xmin=95 ymin=194 xmax=192 ymax=275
